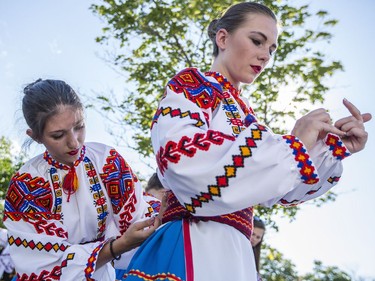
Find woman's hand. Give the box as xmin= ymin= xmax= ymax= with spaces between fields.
xmin=96 ymin=217 xmax=161 ymax=269
xmin=116 ymin=217 xmax=161 ymax=252
xmin=334 ymin=99 xmax=372 ymax=153
xmin=291 ymin=108 xmax=345 ymax=151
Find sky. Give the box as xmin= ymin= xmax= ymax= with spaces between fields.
xmin=0 ymin=0 xmax=374 ymax=279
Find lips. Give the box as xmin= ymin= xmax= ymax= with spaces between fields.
xmin=68 ymin=149 xmax=79 ymax=156
xmin=251 ymin=65 xmax=262 ymax=74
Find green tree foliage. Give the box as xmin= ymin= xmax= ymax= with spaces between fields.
xmin=91 ymin=0 xmax=343 ymax=154
xmin=261 ymin=244 xmax=299 ymax=280
xmin=260 ymin=245 xmax=358 ymax=280
xmin=91 ymin=0 xmax=343 ymax=226
xmin=301 ymin=260 xmax=352 ymax=281
xmin=0 ymin=136 xmax=25 ymax=228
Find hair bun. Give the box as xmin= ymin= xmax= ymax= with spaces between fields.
xmin=207 ymin=18 xmax=220 ymax=41
xmin=24 ymin=78 xmax=43 ymax=94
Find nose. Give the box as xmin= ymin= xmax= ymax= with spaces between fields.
xmin=258 ymin=48 xmax=271 ymax=64
xmin=67 ymin=132 xmax=79 ymax=149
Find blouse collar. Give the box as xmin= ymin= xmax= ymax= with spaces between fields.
xmin=205 ymin=70 xmax=254 ymax=116
xmin=43 ymin=145 xmax=86 ymax=170
xmin=205 ymin=71 xmax=242 ymax=98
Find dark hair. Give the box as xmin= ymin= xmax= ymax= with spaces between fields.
xmin=22 ymin=79 xmax=83 ymax=142
xmin=207 ymin=2 xmax=277 ymax=57
xmin=145 ymin=173 xmax=164 ymax=192
xmin=253 ymin=216 xmax=266 ymax=272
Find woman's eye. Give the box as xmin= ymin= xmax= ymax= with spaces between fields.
xmin=52 ymin=134 xmax=63 ymax=140
xmin=75 ymin=124 xmax=85 ymax=131
xmin=251 ymin=39 xmax=261 ymax=46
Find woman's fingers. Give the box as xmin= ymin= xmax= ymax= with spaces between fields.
xmin=321 ymin=122 xmax=346 ymax=137
xmin=362 ymin=113 xmax=372 ymax=123
xmin=342 ymin=98 xmax=372 ymax=124
xmin=342 ymin=98 xmax=363 ymax=121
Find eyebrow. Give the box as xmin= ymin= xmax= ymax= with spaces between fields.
xmin=250 ymin=31 xmax=278 ymax=49
xmin=47 ymin=119 xmax=85 ymax=134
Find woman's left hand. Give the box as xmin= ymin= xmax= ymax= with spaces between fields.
xmin=334 ymin=99 xmax=372 ymax=153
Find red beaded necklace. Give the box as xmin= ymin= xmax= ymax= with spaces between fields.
xmin=44 ymin=146 xmax=86 ymax=202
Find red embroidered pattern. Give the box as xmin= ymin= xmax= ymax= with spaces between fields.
xmin=83 ymin=159 xmax=108 ymax=240
xmin=205 ymin=71 xmax=256 ymax=116
xmin=279 ymin=198 xmax=303 ymax=207
xmin=282 ymin=135 xmax=319 ymax=184
xmin=8 ymin=235 xmax=69 ymax=252
xmin=4 ymin=212 xmax=61 ymax=222
xmin=157 ymin=130 xmax=236 ymax=175
xmin=163 ymin=192 xmax=254 ymax=240
xmin=183 ymin=124 xmax=267 ymax=214
xmin=84 ymin=242 xmax=104 ymax=279
xmin=100 ymin=149 xmax=138 ymax=234
xmin=280 ymin=176 xmax=341 ymax=206
xmin=151 ymin=106 xmax=205 ymax=129
xmin=43 ymin=146 xmax=86 ymax=170
xmin=325 ymin=134 xmax=350 ymax=160
xmin=6 ymin=172 xmax=52 ymax=210
xmin=100 ymin=149 xmax=135 ymax=213
xmin=16 ymin=253 xmax=74 ymax=281
xmin=125 ymin=269 xmax=184 ymax=281
xmin=168 ymin=68 xmax=224 ymax=110
xmin=327 ymin=176 xmax=341 ymax=184
xmin=29 ymin=219 xmax=67 ymax=238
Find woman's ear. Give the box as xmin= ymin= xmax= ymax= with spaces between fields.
xmin=26 ymin=129 xmax=40 ymax=143
xmin=215 ymin=28 xmax=229 ymax=51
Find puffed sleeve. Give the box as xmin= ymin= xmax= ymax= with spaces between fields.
xmin=93 ymin=143 xmax=160 ymax=269
xmin=151 ymin=68 xmax=348 ymax=216
xmin=4 ymin=169 xmax=113 ymax=280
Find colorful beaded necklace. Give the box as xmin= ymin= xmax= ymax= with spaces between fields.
xmin=44 ymin=146 xmax=86 ymax=202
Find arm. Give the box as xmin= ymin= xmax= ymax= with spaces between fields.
xmin=4 ymin=173 xmax=104 ymax=280
xmin=264 ymin=99 xmax=371 ymax=207
xmin=152 ymin=69 xmax=338 ymax=216
xmin=98 ymin=146 xmax=160 ymax=269
xmin=96 ymin=217 xmax=160 ymax=268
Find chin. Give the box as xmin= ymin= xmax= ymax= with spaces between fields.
xmin=244 ymin=77 xmax=255 ymax=84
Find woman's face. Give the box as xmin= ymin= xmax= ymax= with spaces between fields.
xmin=251 ymin=226 xmax=265 ymax=247
xmin=40 ymin=105 xmax=86 ymax=166
xmin=216 ymin=13 xmax=278 ymax=87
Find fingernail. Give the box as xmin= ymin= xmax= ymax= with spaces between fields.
xmin=150 ymin=217 xmax=155 ymax=224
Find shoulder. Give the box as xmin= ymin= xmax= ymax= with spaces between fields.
xmin=167 ymin=68 xmax=223 ymax=110
xmin=168 ymin=67 xmax=207 ymax=90
xmin=15 ymin=153 xmax=46 ymax=177
xmin=85 ymin=142 xmax=115 ymax=155
xmin=84 ymin=142 xmax=125 ymax=166
xmin=84 ymin=142 xmax=130 ymax=166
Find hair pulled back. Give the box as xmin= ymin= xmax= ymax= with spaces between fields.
xmin=252 ymin=216 xmax=266 ymax=272
xmin=22 ymin=79 xmax=83 ymax=142
xmin=207 ymin=2 xmax=277 ymax=57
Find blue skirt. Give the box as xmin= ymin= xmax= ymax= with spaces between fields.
xmin=117 ymin=220 xmax=188 ymax=281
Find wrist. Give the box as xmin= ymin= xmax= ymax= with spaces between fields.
xmin=109 ymin=238 xmax=121 ymax=260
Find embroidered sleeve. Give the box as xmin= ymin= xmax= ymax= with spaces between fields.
xmin=3 ymin=173 xmax=109 ymax=280
xmin=100 ymin=149 xmax=159 ymax=236
xmin=152 ymin=68 xmax=344 ymax=216
xmin=262 ymin=134 xmax=347 ymax=207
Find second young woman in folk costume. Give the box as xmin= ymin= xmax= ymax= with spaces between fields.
xmin=4 ymin=79 xmax=161 ymax=280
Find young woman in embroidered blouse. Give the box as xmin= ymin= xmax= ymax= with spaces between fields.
xmin=123 ymin=2 xmax=371 ymax=281
xmin=3 ymin=79 xmax=161 ymax=280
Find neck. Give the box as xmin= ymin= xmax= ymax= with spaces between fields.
xmin=209 ymin=61 xmax=240 ymax=90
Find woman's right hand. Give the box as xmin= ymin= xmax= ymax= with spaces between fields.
xmin=291 ymin=108 xmax=345 ymax=151
xmin=116 ymin=217 xmax=161 ymax=253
